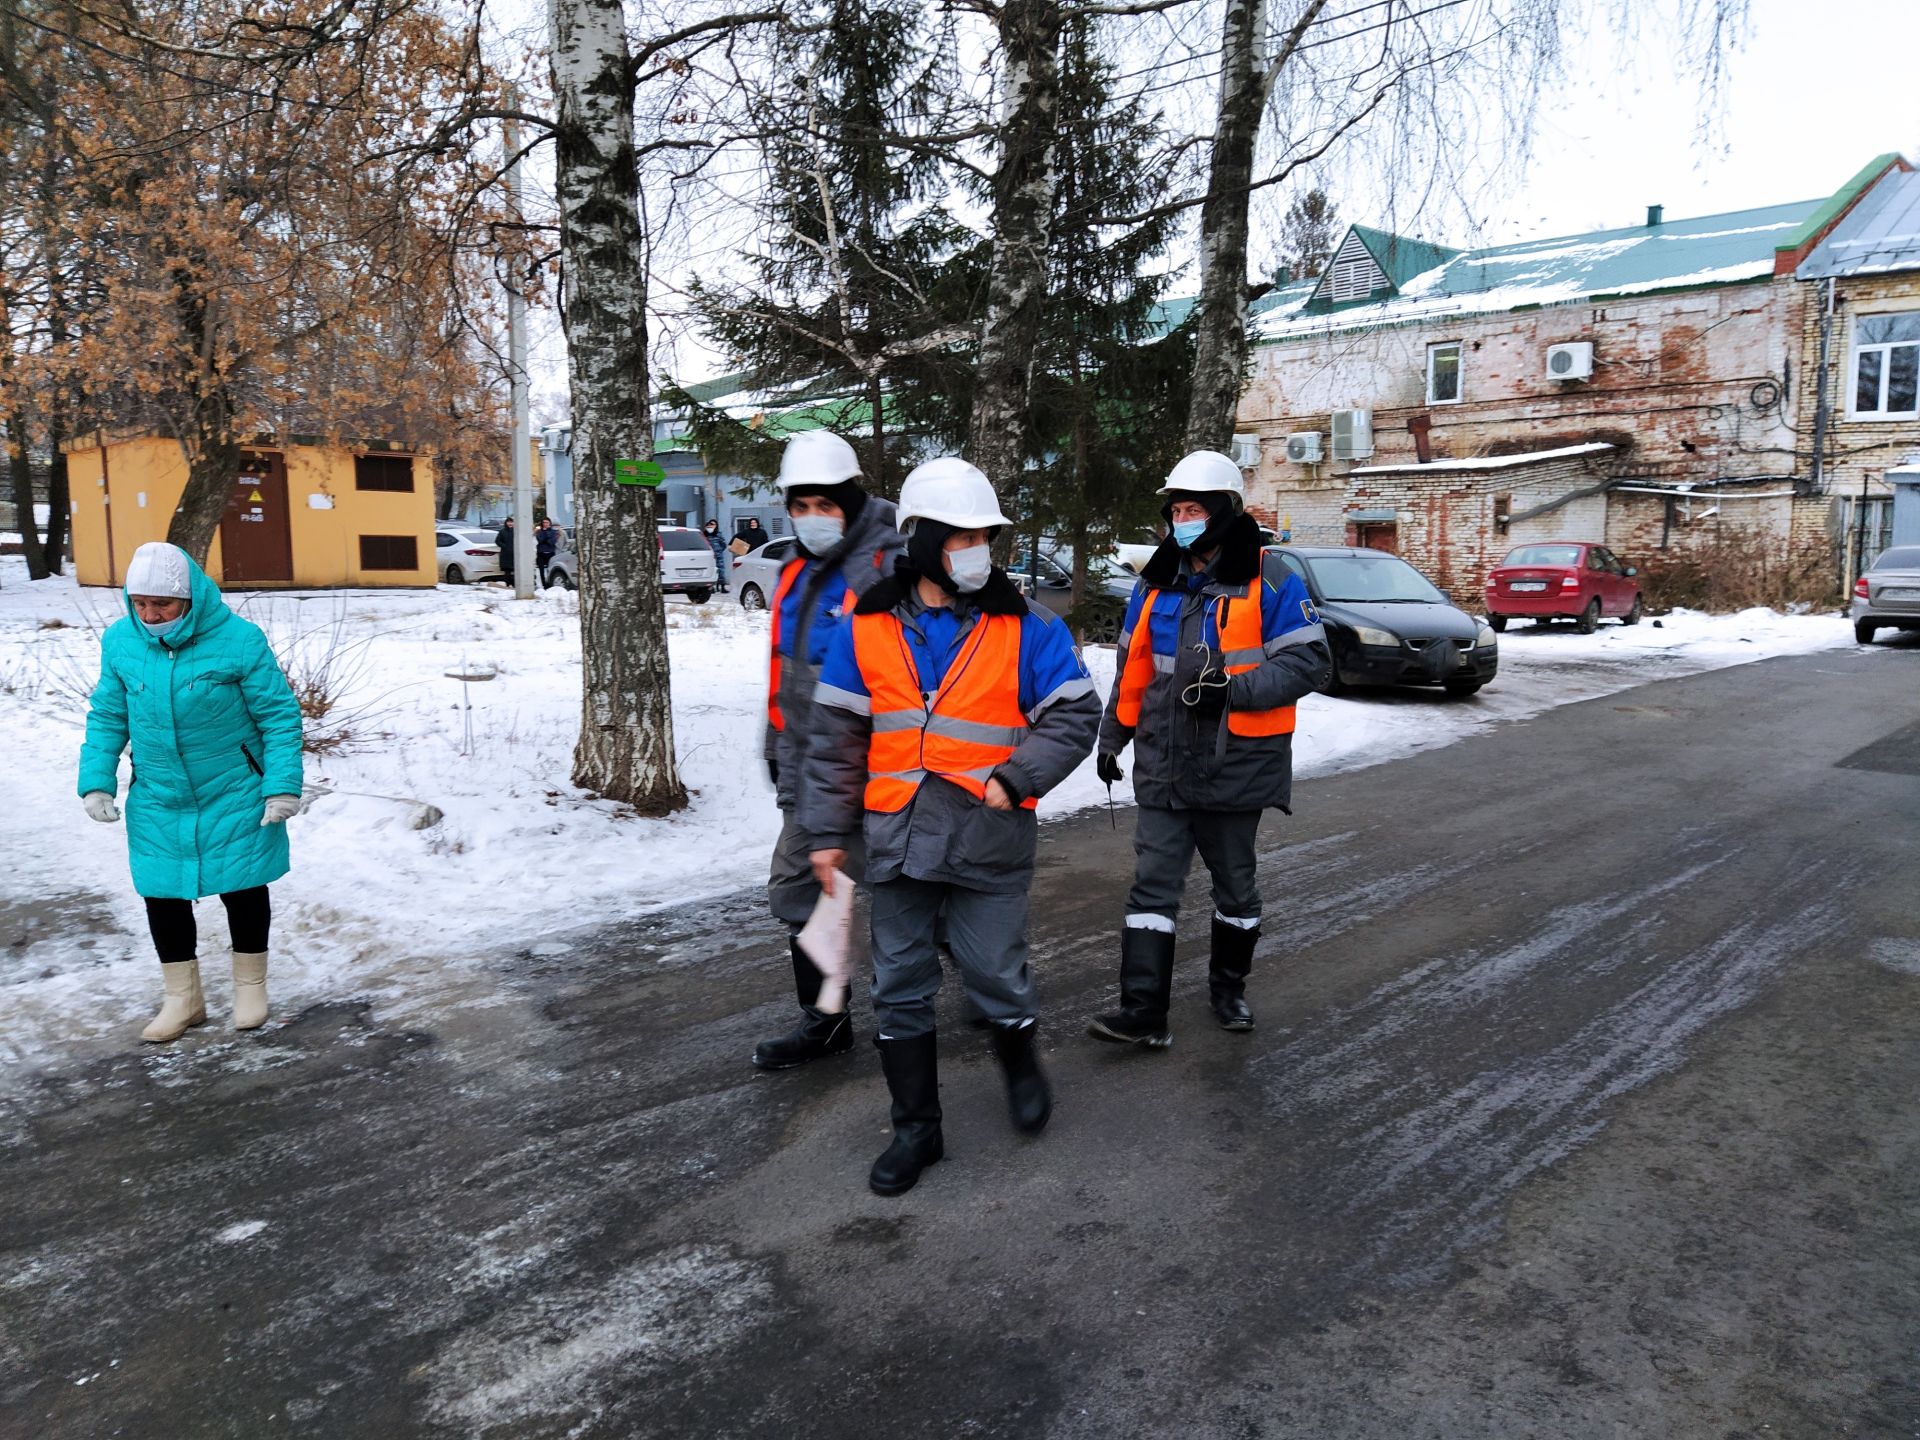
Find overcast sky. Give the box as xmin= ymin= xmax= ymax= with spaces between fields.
xmin=512 ymin=0 xmax=1918 ymax=397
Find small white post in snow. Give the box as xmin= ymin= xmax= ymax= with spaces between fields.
xmin=506 ymin=94 xmax=536 ymax=600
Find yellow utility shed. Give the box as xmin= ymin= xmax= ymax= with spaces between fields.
xmin=65 ymin=433 xmax=439 ymax=589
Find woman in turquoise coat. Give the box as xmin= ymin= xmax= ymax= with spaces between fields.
xmin=78 ymin=542 xmax=305 ymax=1042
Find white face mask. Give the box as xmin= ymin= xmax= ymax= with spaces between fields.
xmin=791 ymin=514 xmax=845 ymax=555
xmin=946 ymin=543 xmax=993 ymax=594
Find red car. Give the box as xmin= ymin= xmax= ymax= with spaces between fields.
xmin=1484 ymin=542 xmax=1643 ymax=632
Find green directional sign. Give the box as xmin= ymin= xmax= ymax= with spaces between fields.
xmin=614 ymin=457 xmax=665 ymax=487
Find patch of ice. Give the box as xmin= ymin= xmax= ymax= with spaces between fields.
xmin=214 ymin=1219 xmax=270 ymax=1244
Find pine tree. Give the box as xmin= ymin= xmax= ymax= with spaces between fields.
xmin=1277 ymin=188 xmax=1340 ymax=281
xmin=1020 ymin=16 xmax=1188 ymax=631
xmin=685 ymin=1 xmax=975 ymax=492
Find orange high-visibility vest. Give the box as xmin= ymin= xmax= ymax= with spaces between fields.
xmin=1114 ymin=564 xmax=1295 ymax=738
xmin=850 ymin=611 xmax=1038 ymax=812
xmin=767 ymin=558 xmax=854 ymax=732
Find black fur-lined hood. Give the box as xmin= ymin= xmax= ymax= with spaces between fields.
xmin=1138 ymin=512 xmax=1265 ymax=591
xmin=854 ymin=560 xmax=1030 ymax=617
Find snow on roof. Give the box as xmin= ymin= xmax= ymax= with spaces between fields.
xmin=1349 ymin=442 xmax=1615 ymax=476
xmin=1255 ymin=198 xmax=1823 ymax=345
xmin=1797 ymin=167 xmax=1920 ymax=279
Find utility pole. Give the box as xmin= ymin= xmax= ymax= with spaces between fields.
xmin=506 ymin=96 xmax=535 ymax=598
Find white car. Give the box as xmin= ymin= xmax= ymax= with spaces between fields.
xmin=436 ymin=526 xmax=502 ymax=584
xmin=730 ymin=537 xmax=798 ymax=610
xmin=544 ymin=525 xmax=718 ymax=603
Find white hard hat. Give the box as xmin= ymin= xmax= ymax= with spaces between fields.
xmin=1157 ymin=449 xmax=1246 ymax=503
xmin=895 ymin=457 xmax=1011 ymax=532
xmin=777 ymin=430 xmax=863 ymax=490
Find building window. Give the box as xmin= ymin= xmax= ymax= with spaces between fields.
xmin=359 ymin=534 xmax=419 ymax=571
xmin=355 ymin=454 xmax=416 ymax=492
xmin=1427 ymin=342 xmax=1462 ymax=404
xmin=1851 ymin=312 xmax=1920 ymax=417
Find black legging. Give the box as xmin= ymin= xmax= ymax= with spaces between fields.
xmin=144 ymin=887 xmax=272 ymax=965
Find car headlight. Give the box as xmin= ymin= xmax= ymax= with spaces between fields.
xmin=1353 ymin=625 xmax=1399 ymax=647
xmin=1475 ymin=623 xmax=1498 ymax=647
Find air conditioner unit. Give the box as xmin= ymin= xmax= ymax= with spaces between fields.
xmin=1284 ymin=432 xmax=1323 ymax=464
xmin=1230 ymin=433 xmax=1262 ymax=468
xmin=1546 ymin=341 xmax=1594 ymax=381
xmin=1330 ymin=409 xmax=1374 ymax=461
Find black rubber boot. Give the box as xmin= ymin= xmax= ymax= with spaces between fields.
xmin=1087 ymin=928 xmax=1175 ymax=1049
xmin=988 ymin=1019 xmax=1052 ymax=1134
xmin=1208 ymin=917 xmax=1259 ymax=1031
xmin=752 ymin=935 xmax=855 ymax=1070
xmin=870 ymin=1032 xmax=944 ymax=1196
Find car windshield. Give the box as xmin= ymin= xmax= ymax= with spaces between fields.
xmin=661 ymin=531 xmax=708 ymax=551
xmin=1038 ymin=545 xmax=1126 ymax=582
xmin=1306 ymin=555 xmax=1447 ymax=604
xmin=1503 ymin=544 xmax=1583 ymax=567
xmin=1870 ymin=546 xmax=1920 ymax=570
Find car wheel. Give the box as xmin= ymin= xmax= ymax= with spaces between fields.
xmin=1443 ymin=678 xmax=1484 ymax=698
xmin=1319 ymin=643 xmax=1350 ymax=696
xmin=1855 ymin=619 xmax=1878 ymax=644
xmin=740 ymin=583 xmax=766 ymax=611
xmin=686 ymin=587 xmax=712 ymax=605
xmin=445 ymin=564 xmax=466 ymax=585
xmin=1487 ymin=615 xmax=1508 ymax=633
xmin=1575 ymin=598 xmax=1601 ymax=634
xmin=554 ymin=569 xmax=576 ymax=591
xmin=1621 ymin=594 xmax=1643 ymax=626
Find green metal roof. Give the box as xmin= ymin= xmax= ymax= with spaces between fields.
xmin=1347 ymin=224 xmax=1463 ymax=288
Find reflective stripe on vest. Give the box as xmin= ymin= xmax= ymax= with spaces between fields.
xmin=767 ymin=558 xmax=853 ymax=731
xmin=851 ymin=611 xmax=1038 ymax=812
xmin=1112 ymin=558 xmax=1295 ymax=738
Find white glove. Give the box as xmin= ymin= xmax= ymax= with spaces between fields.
xmin=83 ymin=791 xmax=121 ymax=824
xmin=260 ymin=795 xmax=301 ymax=826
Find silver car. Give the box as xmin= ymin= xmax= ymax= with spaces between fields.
xmin=730 ymin=537 xmax=798 ymax=610
xmin=543 ymin=525 xmax=720 ymax=603
xmin=1853 ymin=544 xmax=1920 ymax=643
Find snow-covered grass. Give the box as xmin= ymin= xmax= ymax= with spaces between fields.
xmin=0 ymin=555 xmax=1854 ymax=1074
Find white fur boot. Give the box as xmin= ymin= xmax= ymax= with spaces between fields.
xmin=142 ymin=961 xmax=207 ymax=1043
xmin=231 ymin=952 xmax=270 ymax=1031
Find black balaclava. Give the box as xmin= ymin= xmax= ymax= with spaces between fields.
xmin=907 ymin=518 xmax=962 ymax=596
xmin=783 ymin=479 xmax=868 ymax=530
xmin=1161 ymin=489 xmax=1238 ymax=556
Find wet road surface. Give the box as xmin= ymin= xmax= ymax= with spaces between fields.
xmin=4 ymin=645 xmax=1917 ymax=1438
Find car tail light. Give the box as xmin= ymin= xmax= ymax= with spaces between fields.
xmin=1854 ymin=576 xmax=1870 ymax=597
xmin=465 ymin=548 xmax=492 ymax=556
xmin=1560 ymin=574 xmax=1579 ymax=588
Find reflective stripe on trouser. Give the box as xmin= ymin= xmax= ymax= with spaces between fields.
xmin=767 ymin=809 xmax=868 ymax=928
xmin=1124 ymin=806 xmax=1263 ymax=924
xmin=869 ymin=876 xmax=1033 ymax=1039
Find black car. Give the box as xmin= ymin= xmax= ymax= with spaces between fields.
xmin=1012 ymin=543 xmax=1135 ymax=642
xmin=1272 ymin=546 xmax=1499 ymax=698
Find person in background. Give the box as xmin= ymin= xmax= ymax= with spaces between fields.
xmin=78 ymin=543 xmax=306 ymax=1042
xmin=703 ymin=518 xmax=730 ymax=593
xmin=801 ymin=458 xmax=1099 ymax=1196
xmin=1087 ymin=451 xmax=1329 ymax=1050
xmin=494 ymin=516 xmax=517 ymax=586
xmin=751 ymin=432 xmax=904 ymax=1071
xmin=535 ymin=516 xmax=560 ymax=587
xmin=738 ymin=517 xmax=771 ymax=553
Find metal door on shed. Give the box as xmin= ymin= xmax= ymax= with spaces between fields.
xmin=219 ymin=451 xmax=295 ymax=584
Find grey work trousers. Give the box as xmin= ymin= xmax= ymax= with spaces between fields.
xmin=869 ymin=876 xmax=1034 ymax=1039
xmin=767 ymin=810 xmax=867 ymax=929
xmin=1124 ymin=806 xmax=1264 ymax=931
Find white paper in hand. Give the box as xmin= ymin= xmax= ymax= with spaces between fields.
xmin=796 ymin=869 xmax=854 ymax=1014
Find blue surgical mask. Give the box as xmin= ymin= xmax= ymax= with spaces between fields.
xmin=791 ymin=515 xmax=845 ymax=555
xmin=1172 ymin=520 xmax=1208 ymax=549
xmin=946 ymin=544 xmax=993 ymax=594
xmin=141 ymin=616 xmax=185 ymax=641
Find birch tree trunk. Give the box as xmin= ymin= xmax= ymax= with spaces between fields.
xmin=966 ymin=0 xmax=1062 ymax=495
xmin=1185 ymin=0 xmax=1331 ymax=454
xmin=550 ymin=0 xmax=687 ymax=814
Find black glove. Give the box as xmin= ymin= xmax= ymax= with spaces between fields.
xmin=1095 ymin=752 xmax=1124 ymax=786
xmin=767 ymin=758 xmax=780 ymax=786
xmin=1182 ymin=659 xmax=1231 ymax=717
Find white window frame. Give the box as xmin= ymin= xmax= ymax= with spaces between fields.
xmin=1848 ymin=310 xmax=1920 ymax=420
xmin=1426 ymin=341 xmax=1463 ymax=405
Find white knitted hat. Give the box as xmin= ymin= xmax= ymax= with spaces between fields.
xmin=125 ymin=542 xmax=193 ymax=599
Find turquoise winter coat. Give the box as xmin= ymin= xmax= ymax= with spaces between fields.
xmin=78 ymin=554 xmax=305 ymax=900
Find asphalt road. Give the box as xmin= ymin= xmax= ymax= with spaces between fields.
xmin=5 ymin=644 xmax=1917 ymax=1439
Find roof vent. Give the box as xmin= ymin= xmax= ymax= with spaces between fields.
xmin=1646 ymin=204 xmax=1664 ymax=228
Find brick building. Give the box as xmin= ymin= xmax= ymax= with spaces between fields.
xmin=1236 ymin=154 xmax=1911 ymax=606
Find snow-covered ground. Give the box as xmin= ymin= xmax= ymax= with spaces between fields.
xmin=0 ymin=556 xmax=1853 ymax=1073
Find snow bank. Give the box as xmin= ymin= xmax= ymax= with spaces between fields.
xmin=0 ymin=556 xmax=1852 ymax=1073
